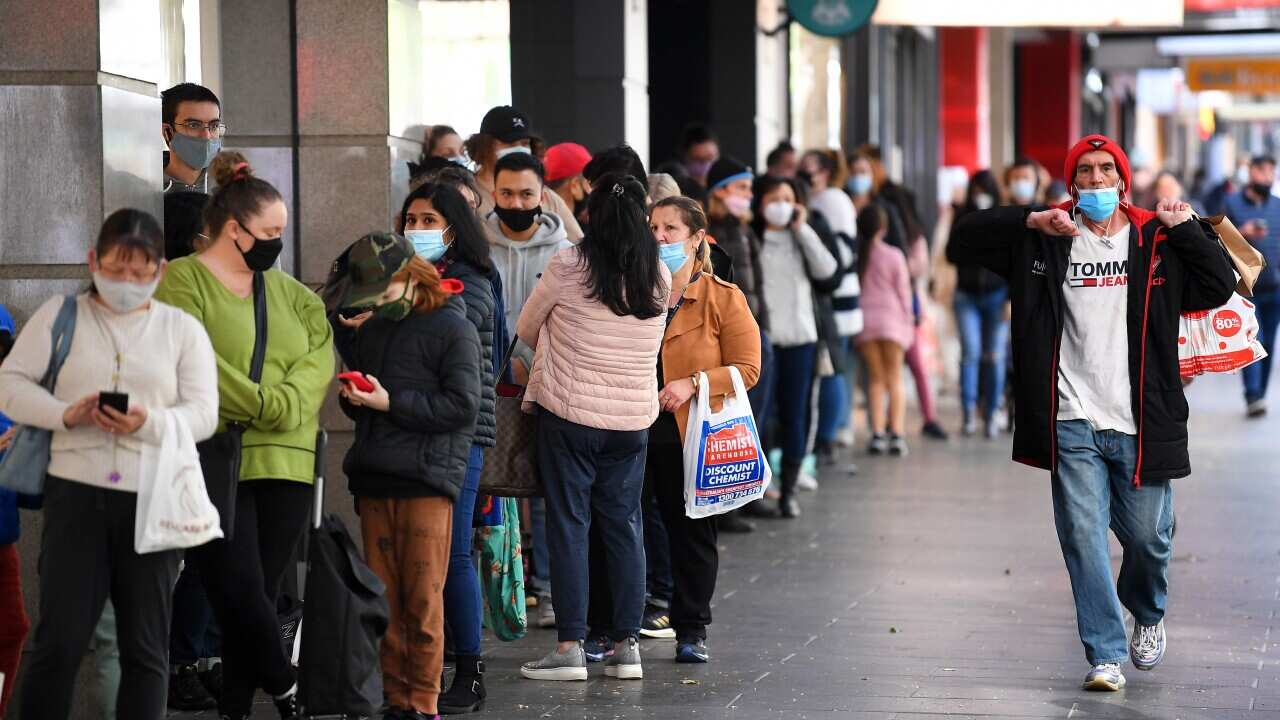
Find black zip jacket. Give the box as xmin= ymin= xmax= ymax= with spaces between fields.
xmin=951 ymin=204 xmax=1235 ymax=484
xmin=338 ymin=296 xmax=481 ymax=501
xmin=442 ymin=259 xmax=496 ymax=448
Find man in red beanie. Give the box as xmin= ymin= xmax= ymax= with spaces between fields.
xmin=951 ymin=135 xmax=1235 ymax=691
xmin=545 ymin=142 xmax=593 ymax=228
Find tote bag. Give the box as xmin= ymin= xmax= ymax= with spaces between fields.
xmin=477 ymin=339 xmax=541 ymax=497
xmin=478 ymin=496 xmax=528 ymax=641
xmin=682 ymin=367 xmax=771 ymax=519
xmin=0 ymin=295 xmax=78 ymax=496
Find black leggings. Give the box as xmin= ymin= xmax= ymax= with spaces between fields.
xmin=189 ymin=479 xmax=311 ymax=716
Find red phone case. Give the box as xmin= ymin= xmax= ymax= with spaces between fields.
xmin=337 ymin=372 xmax=374 ymax=393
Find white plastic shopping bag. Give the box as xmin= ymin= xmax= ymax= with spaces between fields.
xmin=1178 ymin=293 xmax=1267 ymax=377
xmin=135 ymin=411 xmax=223 ymax=553
xmin=682 ymin=367 xmax=772 ymax=519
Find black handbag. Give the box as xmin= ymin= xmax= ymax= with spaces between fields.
xmin=197 ymin=272 xmax=267 ymax=539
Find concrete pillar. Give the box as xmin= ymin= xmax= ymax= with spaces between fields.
xmin=1017 ymin=31 xmax=1081 ymax=181
xmin=510 ymin=0 xmax=649 ymax=162
xmin=987 ymin=28 xmax=1016 ymax=174
xmin=1 ymin=4 xmax=166 ymax=714
xmin=939 ymin=27 xmax=989 ymax=175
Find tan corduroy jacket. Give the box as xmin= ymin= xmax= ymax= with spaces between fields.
xmin=661 ymin=273 xmax=762 ymax=439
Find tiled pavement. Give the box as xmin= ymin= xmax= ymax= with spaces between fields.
xmin=183 ymin=373 xmax=1280 ymax=719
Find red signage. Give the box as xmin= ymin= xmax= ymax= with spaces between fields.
xmin=1186 ymin=0 xmax=1280 ymax=10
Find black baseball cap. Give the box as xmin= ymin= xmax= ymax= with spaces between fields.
xmin=480 ymin=105 xmax=534 ymax=143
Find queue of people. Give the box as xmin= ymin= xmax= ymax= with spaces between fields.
xmin=0 ymin=79 xmax=1266 ymax=720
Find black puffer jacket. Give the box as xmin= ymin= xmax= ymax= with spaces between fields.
xmin=338 ymin=296 xmax=482 ymax=500
xmin=442 ymin=259 xmax=496 ymax=448
xmin=707 ymin=215 xmax=769 ymax=331
xmin=951 ymin=204 xmax=1235 ymax=484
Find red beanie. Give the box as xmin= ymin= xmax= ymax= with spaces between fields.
xmin=1063 ymin=134 xmax=1132 ymax=197
xmin=544 ymin=142 xmax=592 ymax=183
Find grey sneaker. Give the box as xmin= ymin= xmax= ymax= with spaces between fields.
xmin=537 ymin=594 xmax=556 ymax=629
xmin=888 ymin=434 xmax=909 ymax=457
xmin=520 ymin=644 xmax=588 ymax=681
xmin=1130 ymin=620 xmax=1166 ymax=671
xmin=603 ymin=637 xmax=643 ymax=680
xmin=1082 ymin=663 xmax=1126 ymax=691
xmin=868 ymin=434 xmax=888 ymax=455
xmin=1248 ymin=398 xmax=1268 ymax=418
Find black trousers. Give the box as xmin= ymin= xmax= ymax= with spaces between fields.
xmin=20 ymin=476 xmax=181 ymax=720
xmin=589 ymin=438 xmax=720 ymax=641
xmin=169 ymin=562 xmax=222 ymax=665
xmin=188 ymin=479 xmax=311 ymax=716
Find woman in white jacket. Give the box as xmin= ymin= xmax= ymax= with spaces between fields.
xmin=0 ymin=209 xmax=218 ymax=720
xmin=749 ymin=176 xmax=838 ymax=518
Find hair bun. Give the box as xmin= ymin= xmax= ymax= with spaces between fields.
xmin=209 ymin=150 xmax=254 ymax=186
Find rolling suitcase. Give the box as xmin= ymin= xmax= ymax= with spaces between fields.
xmin=297 ymin=431 xmax=390 ymax=719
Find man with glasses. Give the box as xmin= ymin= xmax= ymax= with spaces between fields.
xmin=161 ymin=83 xmax=225 ymax=194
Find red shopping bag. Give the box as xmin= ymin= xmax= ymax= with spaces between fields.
xmin=1178 ymin=294 xmax=1267 ymax=377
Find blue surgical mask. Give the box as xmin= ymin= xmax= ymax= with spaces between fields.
xmin=846 ymin=173 xmax=873 ymax=197
xmin=168 ymin=131 xmax=221 ymax=171
xmin=406 ymin=228 xmax=449 ymax=262
xmin=1075 ymin=186 xmax=1120 ymax=222
xmin=495 ymin=146 xmax=531 ymax=160
xmin=658 ymin=242 xmax=688 ymax=274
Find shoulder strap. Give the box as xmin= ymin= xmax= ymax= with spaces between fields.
xmin=494 ymin=336 xmax=519 ymax=386
xmin=249 ymin=272 xmax=268 ymax=383
xmin=40 ymin=295 xmax=79 ymax=391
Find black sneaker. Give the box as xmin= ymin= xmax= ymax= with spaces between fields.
xmin=382 ymin=709 xmax=409 ymax=720
xmin=168 ymin=663 xmax=217 ymax=710
xmin=273 ymin=687 xmax=299 ymax=719
xmin=717 ymin=512 xmax=755 ymax=533
xmin=639 ymin=604 xmax=675 ymax=639
xmin=922 ymin=421 xmax=949 ymax=440
xmin=201 ymin=661 xmax=223 ymax=698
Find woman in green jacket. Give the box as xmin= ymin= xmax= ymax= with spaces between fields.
xmin=155 ymin=152 xmax=334 ymax=720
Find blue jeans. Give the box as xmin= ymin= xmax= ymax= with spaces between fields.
xmin=816 ymin=337 xmax=851 ymax=444
xmin=444 ymin=444 xmax=485 ymax=656
xmin=1243 ymin=288 xmax=1280 ymax=403
xmin=772 ymin=343 xmax=818 ymax=471
xmin=954 ymin=288 xmax=1009 ymax=419
xmin=747 ymin=329 xmax=775 ymax=439
xmin=1052 ymin=420 xmax=1173 ymax=666
xmin=537 ymin=410 xmax=648 ymax=643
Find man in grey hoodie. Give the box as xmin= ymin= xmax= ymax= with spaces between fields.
xmin=485 ymin=152 xmax=573 ymax=357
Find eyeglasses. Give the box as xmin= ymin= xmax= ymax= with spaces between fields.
xmin=172 ymin=119 xmax=228 ymax=137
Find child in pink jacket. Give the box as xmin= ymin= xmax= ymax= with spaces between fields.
xmin=855 ymin=203 xmax=914 ymax=457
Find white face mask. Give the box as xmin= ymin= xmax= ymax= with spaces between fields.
xmin=93 ymin=272 xmax=159 ymax=313
xmin=1009 ymin=179 xmax=1037 ymax=204
xmin=973 ymin=193 xmax=995 ymax=210
xmin=495 ymin=146 xmax=531 ymax=160
xmin=763 ymin=200 xmax=795 ymax=227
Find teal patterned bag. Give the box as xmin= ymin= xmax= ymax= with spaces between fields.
xmin=477 ymin=497 xmax=527 ymax=641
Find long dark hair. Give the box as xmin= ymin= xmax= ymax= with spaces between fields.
xmin=748 ymin=175 xmax=798 ymax=240
xmin=581 ymin=172 xmax=664 ymax=319
xmin=855 ymin=203 xmax=887 ymax=276
xmin=398 ymin=182 xmax=492 ymax=271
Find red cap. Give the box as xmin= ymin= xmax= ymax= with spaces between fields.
xmin=1063 ymin=134 xmax=1132 ymax=198
xmin=543 ymin=143 xmax=592 ymax=183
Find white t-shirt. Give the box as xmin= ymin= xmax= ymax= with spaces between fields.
xmin=1057 ymin=215 xmax=1136 ymax=434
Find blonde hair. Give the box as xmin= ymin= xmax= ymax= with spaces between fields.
xmin=647 ymin=173 xmax=681 ymax=203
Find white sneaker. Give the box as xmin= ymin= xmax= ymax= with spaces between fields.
xmin=797 ymin=471 xmax=819 ymax=492
xmin=1130 ymin=620 xmax=1166 ymax=671
xmin=1082 ymin=663 xmax=1126 ymax=691
xmin=834 ymin=426 xmax=856 ymax=448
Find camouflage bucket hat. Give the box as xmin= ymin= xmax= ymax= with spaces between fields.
xmin=337 ymin=232 xmax=415 ymax=309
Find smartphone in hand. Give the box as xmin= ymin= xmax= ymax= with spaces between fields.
xmin=99 ymin=392 xmax=129 ymax=414
xmin=337 ymin=372 xmax=375 ymax=393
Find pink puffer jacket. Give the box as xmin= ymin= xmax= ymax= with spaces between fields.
xmin=516 ymin=246 xmax=671 ymax=431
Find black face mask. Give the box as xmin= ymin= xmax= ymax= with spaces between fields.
xmin=239 ymin=232 xmax=284 ymax=272
xmin=1251 ymin=182 xmax=1273 ymax=199
xmin=494 ymin=205 xmax=541 ymax=233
